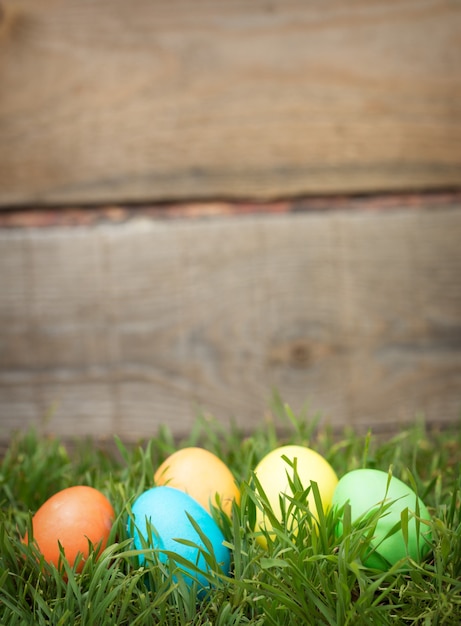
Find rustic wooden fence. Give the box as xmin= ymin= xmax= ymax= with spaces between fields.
xmin=1 ymin=1 xmax=460 ymax=439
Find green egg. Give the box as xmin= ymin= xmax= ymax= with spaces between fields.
xmin=332 ymin=469 xmax=432 ymax=569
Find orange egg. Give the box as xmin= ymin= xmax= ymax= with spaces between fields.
xmin=25 ymin=485 xmax=115 ymax=572
xmin=154 ymin=447 xmax=240 ymax=517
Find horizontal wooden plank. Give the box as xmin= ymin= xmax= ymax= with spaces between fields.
xmin=0 ymin=202 xmax=460 ymax=439
xmin=0 ymin=0 xmax=460 ymax=206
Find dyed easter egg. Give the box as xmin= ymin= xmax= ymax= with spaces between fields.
xmin=26 ymin=485 xmax=114 ymax=572
xmin=128 ymin=486 xmax=230 ymax=592
xmin=154 ymin=447 xmax=240 ymax=517
xmin=253 ymin=445 xmax=338 ymax=547
xmin=332 ymin=468 xmax=432 ymax=569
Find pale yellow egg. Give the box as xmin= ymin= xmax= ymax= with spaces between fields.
xmin=253 ymin=445 xmax=338 ymax=548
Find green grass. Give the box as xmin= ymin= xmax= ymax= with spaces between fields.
xmin=1 ymin=400 xmax=460 ymax=625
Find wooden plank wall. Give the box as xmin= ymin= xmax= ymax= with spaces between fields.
xmin=1 ymin=1 xmax=461 ymax=439
xmin=1 ymin=197 xmax=461 ymax=440
xmin=0 ymin=0 xmax=460 ymax=205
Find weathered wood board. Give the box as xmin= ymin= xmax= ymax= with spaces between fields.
xmin=1 ymin=0 xmax=461 ymax=206
xmin=1 ymin=202 xmax=460 ymax=439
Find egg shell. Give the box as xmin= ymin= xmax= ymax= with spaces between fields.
xmin=26 ymin=485 xmax=115 ymax=572
xmin=332 ymin=469 xmax=432 ymax=569
xmin=253 ymin=445 xmax=338 ymax=548
xmin=154 ymin=447 xmax=240 ymax=517
xmin=128 ymin=486 xmax=230 ymax=592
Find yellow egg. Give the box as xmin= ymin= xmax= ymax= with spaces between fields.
xmin=154 ymin=447 xmax=240 ymax=517
xmin=253 ymin=445 xmax=338 ymax=548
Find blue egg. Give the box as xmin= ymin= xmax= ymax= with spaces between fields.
xmin=127 ymin=486 xmax=230 ymax=592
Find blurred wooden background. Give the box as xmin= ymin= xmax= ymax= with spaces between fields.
xmin=0 ymin=0 xmax=460 ymax=439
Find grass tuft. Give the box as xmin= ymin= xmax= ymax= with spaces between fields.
xmin=1 ymin=403 xmax=460 ymax=625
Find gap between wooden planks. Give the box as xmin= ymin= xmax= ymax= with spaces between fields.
xmin=1 ymin=191 xmax=460 ymax=228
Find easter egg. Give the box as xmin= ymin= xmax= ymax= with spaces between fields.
xmin=253 ymin=445 xmax=338 ymax=548
xmin=332 ymin=469 xmax=432 ymax=569
xmin=154 ymin=447 xmax=240 ymax=517
xmin=128 ymin=486 xmax=230 ymax=592
xmin=26 ymin=485 xmax=115 ymax=572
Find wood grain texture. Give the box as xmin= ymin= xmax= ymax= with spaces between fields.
xmin=1 ymin=0 xmax=460 ymax=206
xmin=1 ymin=203 xmax=460 ymax=439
